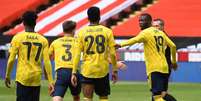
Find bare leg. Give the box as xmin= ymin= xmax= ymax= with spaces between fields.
xmin=82 ymin=84 xmax=94 ymax=101
xmin=73 ymin=95 xmax=80 ymax=101
xmin=52 ymin=96 xmax=63 ymax=101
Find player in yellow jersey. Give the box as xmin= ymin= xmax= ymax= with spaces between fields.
xmin=5 ymin=11 xmax=54 ymax=101
xmin=49 ymin=21 xmax=81 ymax=101
xmin=71 ymin=6 xmax=118 ymax=101
xmin=116 ymin=13 xmax=177 ymax=101
xmin=152 ymin=18 xmax=177 ymax=101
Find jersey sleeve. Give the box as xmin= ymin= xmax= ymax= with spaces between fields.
xmin=48 ymin=41 xmax=55 ymax=56
xmin=108 ymin=30 xmax=118 ymax=71
xmin=43 ymin=39 xmax=53 ymax=84
xmin=5 ymin=35 xmax=19 ymax=79
xmin=120 ymin=32 xmax=145 ymax=47
xmin=72 ymin=33 xmax=83 ymax=73
xmin=163 ymin=34 xmax=177 ymax=64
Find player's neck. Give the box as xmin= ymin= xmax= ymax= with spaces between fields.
xmin=141 ymin=26 xmax=151 ymax=30
xmin=89 ymin=22 xmax=99 ymax=26
xmin=64 ymin=33 xmax=73 ymax=37
xmin=25 ymin=27 xmax=35 ymax=32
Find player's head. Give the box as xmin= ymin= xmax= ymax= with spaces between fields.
xmin=87 ymin=6 xmax=100 ymax=23
xmin=153 ymin=18 xmax=164 ymax=31
xmin=62 ymin=20 xmax=76 ymax=34
xmin=139 ymin=13 xmax=152 ymax=30
xmin=22 ymin=11 xmax=38 ymax=27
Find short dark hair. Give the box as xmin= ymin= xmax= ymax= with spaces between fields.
xmin=153 ymin=18 xmax=164 ymax=26
xmin=140 ymin=13 xmax=152 ymax=21
xmin=87 ymin=6 xmax=100 ymax=22
xmin=22 ymin=11 xmax=38 ymax=27
xmin=62 ymin=20 xmax=76 ymax=33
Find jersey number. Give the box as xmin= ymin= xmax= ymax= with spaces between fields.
xmin=23 ymin=42 xmax=42 ymax=61
xmin=85 ymin=35 xmax=105 ymax=54
xmin=154 ymin=36 xmax=164 ymax=52
xmin=62 ymin=44 xmax=72 ymax=61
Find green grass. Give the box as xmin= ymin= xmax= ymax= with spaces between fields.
xmin=0 ymin=81 xmax=200 ymax=101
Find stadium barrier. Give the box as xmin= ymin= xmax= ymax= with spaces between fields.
xmin=0 ymin=59 xmax=200 ymax=83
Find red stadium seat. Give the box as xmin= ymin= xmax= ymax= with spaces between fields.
xmin=5 ymin=0 xmax=138 ymax=36
xmin=112 ymin=0 xmax=201 ymax=37
xmin=0 ymin=0 xmax=48 ymax=28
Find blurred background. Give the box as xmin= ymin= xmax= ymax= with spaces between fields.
xmin=0 ymin=0 xmax=201 ymax=83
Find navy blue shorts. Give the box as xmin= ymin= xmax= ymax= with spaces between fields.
xmin=52 ymin=68 xmax=81 ymax=97
xmin=81 ymin=74 xmax=110 ymax=96
xmin=16 ymin=82 xmax=40 ymax=101
xmin=149 ymin=72 xmax=170 ymax=95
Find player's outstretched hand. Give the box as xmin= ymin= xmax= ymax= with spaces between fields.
xmin=5 ymin=77 xmax=11 ymax=88
xmin=48 ymin=83 xmax=54 ymax=96
xmin=115 ymin=44 xmax=121 ymax=49
xmin=117 ymin=61 xmax=127 ymax=71
xmin=112 ymin=71 xmax=118 ymax=84
xmin=172 ymin=63 xmax=178 ymax=71
xmin=71 ymin=74 xmax=77 ymax=87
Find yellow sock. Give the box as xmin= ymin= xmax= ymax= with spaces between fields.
xmin=83 ymin=97 xmax=92 ymax=101
xmin=100 ymin=99 xmax=108 ymax=101
xmin=154 ymin=95 xmax=165 ymax=101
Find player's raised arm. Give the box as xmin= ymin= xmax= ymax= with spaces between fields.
xmin=120 ymin=32 xmax=145 ymax=47
xmin=5 ymin=36 xmax=19 ymax=88
xmin=43 ymin=40 xmax=53 ymax=84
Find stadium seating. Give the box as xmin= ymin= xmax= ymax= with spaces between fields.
xmin=5 ymin=0 xmax=137 ymax=36
xmin=0 ymin=0 xmax=49 ymax=30
xmin=113 ymin=0 xmax=201 ymax=37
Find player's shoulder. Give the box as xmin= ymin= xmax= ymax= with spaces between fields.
xmin=99 ymin=25 xmax=111 ymax=30
xmin=13 ymin=32 xmax=26 ymax=38
xmin=52 ymin=36 xmax=65 ymax=44
xmin=142 ymin=27 xmax=163 ymax=35
xmin=11 ymin=32 xmax=27 ymax=42
xmin=35 ymin=33 xmax=48 ymax=42
xmin=54 ymin=36 xmax=63 ymax=42
xmin=142 ymin=27 xmax=156 ymax=32
xmin=99 ymin=25 xmax=112 ymax=32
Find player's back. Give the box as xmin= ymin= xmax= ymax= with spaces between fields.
xmin=10 ymin=32 xmax=48 ymax=85
xmin=49 ymin=36 xmax=75 ymax=70
xmin=141 ymin=27 xmax=171 ymax=75
xmin=77 ymin=25 xmax=115 ymax=78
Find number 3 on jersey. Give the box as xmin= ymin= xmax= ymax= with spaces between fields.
xmin=85 ymin=35 xmax=105 ymax=54
xmin=62 ymin=44 xmax=72 ymax=61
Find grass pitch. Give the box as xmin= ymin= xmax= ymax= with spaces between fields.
xmin=0 ymin=81 xmax=200 ymax=101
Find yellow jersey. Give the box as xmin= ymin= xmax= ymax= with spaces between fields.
xmin=120 ymin=27 xmax=176 ymax=76
xmin=73 ymin=25 xmax=118 ymax=78
xmin=6 ymin=32 xmax=53 ymax=86
xmin=49 ymin=36 xmax=76 ymax=70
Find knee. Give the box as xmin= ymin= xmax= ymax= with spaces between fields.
xmin=53 ymin=96 xmax=63 ymax=101
xmin=161 ymin=91 xmax=168 ymax=97
xmin=73 ymin=95 xmax=80 ymax=101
